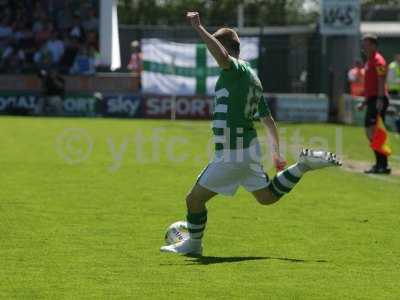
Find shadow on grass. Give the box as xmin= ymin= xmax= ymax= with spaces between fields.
xmin=176 ymin=255 xmax=328 ymax=265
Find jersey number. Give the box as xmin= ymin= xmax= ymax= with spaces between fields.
xmin=244 ymin=86 xmax=261 ymax=119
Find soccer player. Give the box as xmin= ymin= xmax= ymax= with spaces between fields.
xmin=160 ymin=12 xmax=341 ymax=255
xmin=357 ymin=34 xmax=391 ymax=174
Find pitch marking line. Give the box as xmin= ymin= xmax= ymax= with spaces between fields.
xmin=340 ymin=158 xmax=400 ymax=184
xmin=366 ymin=174 xmax=399 ymax=183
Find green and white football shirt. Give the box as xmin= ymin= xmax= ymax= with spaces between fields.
xmin=213 ymin=57 xmax=271 ymax=151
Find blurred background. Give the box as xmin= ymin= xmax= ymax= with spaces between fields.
xmin=0 ymin=0 xmax=399 ymax=130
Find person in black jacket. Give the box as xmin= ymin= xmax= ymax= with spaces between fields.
xmin=37 ymin=69 xmax=65 ymax=115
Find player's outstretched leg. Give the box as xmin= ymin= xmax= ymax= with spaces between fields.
xmin=160 ymin=184 xmax=216 ymax=255
xmin=268 ymin=149 xmax=341 ymax=199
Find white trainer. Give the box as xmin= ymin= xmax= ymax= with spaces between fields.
xmin=298 ymin=148 xmax=342 ymax=170
xmin=160 ymin=239 xmax=202 ymax=255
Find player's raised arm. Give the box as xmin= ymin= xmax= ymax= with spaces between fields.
xmin=186 ymin=11 xmax=231 ymax=69
xmin=261 ymin=116 xmax=287 ymax=171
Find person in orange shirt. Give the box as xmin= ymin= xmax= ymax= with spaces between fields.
xmin=348 ymin=59 xmax=365 ymax=97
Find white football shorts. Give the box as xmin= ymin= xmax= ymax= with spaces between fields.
xmin=197 ymin=142 xmax=269 ymax=196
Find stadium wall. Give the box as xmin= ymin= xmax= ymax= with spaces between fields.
xmin=1 ymin=24 xmax=399 ymax=125
xmin=0 ymin=74 xmax=139 ymax=93
xmin=0 ymin=92 xmax=329 ymax=122
xmin=1 ymin=89 xmax=398 ymax=132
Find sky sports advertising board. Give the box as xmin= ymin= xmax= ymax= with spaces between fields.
xmin=0 ymin=93 xmax=142 ymax=118
xmin=0 ymin=93 xmax=331 ymax=122
xmin=141 ymin=95 xmax=214 ymax=119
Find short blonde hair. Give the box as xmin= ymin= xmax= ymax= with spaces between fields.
xmin=213 ymin=27 xmax=240 ymax=56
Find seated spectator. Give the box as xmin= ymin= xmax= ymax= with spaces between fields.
xmin=0 ymin=17 xmax=13 ymax=46
xmin=13 ymin=20 xmax=33 ymax=46
xmin=70 ymin=46 xmax=95 ymax=75
xmin=83 ymin=8 xmax=98 ymax=32
xmin=1 ymin=43 xmax=26 ymax=73
xmin=16 ymin=21 xmax=35 ymax=55
xmin=59 ymin=36 xmax=79 ymax=73
xmin=0 ymin=0 xmax=99 ymax=74
xmin=88 ymin=45 xmax=101 ymax=68
xmin=12 ymin=49 xmax=27 ymax=73
xmin=46 ymin=0 xmax=66 ymax=21
xmin=32 ymin=9 xmax=47 ymax=34
xmin=57 ymin=7 xmax=74 ymax=33
xmin=35 ymin=21 xmax=54 ymax=46
xmin=69 ymin=14 xmax=85 ymax=42
xmin=33 ymin=45 xmax=53 ymax=70
xmin=24 ymin=44 xmax=37 ymax=72
xmin=86 ymin=30 xmax=98 ymax=49
xmin=45 ymin=31 xmax=65 ymax=64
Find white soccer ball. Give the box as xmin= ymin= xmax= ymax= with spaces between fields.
xmin=164 ymin=221 xmax=189 ymax=245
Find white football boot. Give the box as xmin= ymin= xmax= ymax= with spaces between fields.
xmin=298 ymin=148 xmax=341 ymax=170
xmin=160 ymin=239 xmax=202 ymax=256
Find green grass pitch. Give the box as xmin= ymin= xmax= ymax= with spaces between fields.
xmin=1 ymin=116 xmax=400 ymax=299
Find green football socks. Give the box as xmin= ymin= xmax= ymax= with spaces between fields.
xmin=186 ymin=210 xmax=207 ymax=240
xmin=268 ymin=163 xmax=309 ymax=198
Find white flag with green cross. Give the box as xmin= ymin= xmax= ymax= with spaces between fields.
xmin=141 ymin=38 xmax=259 ymax=96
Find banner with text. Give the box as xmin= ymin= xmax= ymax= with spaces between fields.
xmin=0 ymin=93 xmax=142 ymax=118
xmin=142 ymin=95 xmax=213 ymax=119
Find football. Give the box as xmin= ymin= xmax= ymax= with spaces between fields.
xmin=164 ymin=221 xmax=189 ymax=245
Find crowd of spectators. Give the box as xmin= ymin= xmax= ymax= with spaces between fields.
xmin=0 ymin=0 xmax=100 ymax=75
